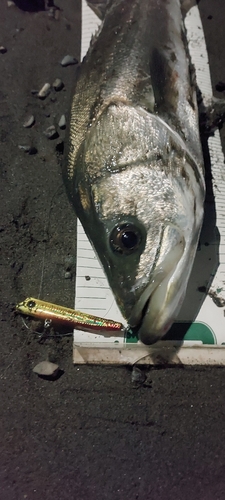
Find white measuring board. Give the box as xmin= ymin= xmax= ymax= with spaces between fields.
xmin=183 ymin=7 xmax=225 ymax=345
xmin=74 ymin=1 xmax=225 ymax=361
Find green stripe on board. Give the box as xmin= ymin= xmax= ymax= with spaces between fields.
xmin=125 ymin=322 xmax=216 ymax=345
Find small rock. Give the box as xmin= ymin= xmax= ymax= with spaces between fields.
xmin=18 ymin=144 xmax=31 ymax=153
xmin=47 ymin=6 xmax=55 ymax=18
xmin=7 ymin=0 xmax=16 ymax=6
xmin=38 ymin=83 xmax=51 ymax=99
xmin=55 ymin=141 xmax=64 ymax=154
xmin=131 ymin=366 xmax=146 ymax=384
xmin=43 ymin=125 xmax=59 ymax=140
xmin=33 ymin=361 xmax=59 ymax=377
xmin=0 ymin=46 xmax=7 ymax=54
xmin=23 ymin=115 xmax=35 ymax=128
xmin=60 ymin=55 xmax=78 ymax=67
xmin=28 ymin=146 xmax=38 ymax=155
xmin=64 ymin=254 xmax=75 ymax=271
xmin=52 ymin=78 xmax=64 ymax=91
xmin=215 ymin=81 xmax=225 ymax=92
xmin=64 ymin=271 xmax=72 ymax=279
xmin=58 ymin=114 xmax=66 ymax=129
xmin=18 ymin=145 xmax=37 ymax=155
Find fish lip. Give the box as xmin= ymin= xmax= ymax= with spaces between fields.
xmin=128 ymin=235 xmax=186 ymax=344
xmin=128 ymin=277 xmax=171 ymax=345
xmin=132 ymin=290 xmax=173 ymax=345
xmin=128 ymin=278 xmax=162 ymax=334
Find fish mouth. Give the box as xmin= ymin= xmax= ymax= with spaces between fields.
xmin=128 ymin=236 xmax=185 ymax=345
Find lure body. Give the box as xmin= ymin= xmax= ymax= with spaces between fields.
xmin=16 ymin=297 xmax=124 ymax=334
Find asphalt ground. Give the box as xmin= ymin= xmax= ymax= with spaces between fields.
xmin=0 ymin=1 xmax=225 ymax=499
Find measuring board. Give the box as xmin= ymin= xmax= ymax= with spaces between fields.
xmin=73 ymin=1 xmax=225 ymax=365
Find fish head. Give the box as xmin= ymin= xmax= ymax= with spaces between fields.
xmin=73 ymin=103 xmax=205 ymax=344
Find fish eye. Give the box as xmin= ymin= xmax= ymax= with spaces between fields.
xmin=27 ymin=300 xmax=36 ymax=309
xmin=110 ymin=223 xmax=142 ymax=255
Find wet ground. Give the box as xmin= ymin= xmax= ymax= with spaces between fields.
xmin=1 ymin=0 xmax=225 ymax=498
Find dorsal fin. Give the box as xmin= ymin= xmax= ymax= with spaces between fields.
xmin=86 ymin=0 xmax=109 ymax=20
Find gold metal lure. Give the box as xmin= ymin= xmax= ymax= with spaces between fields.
xmin=16 ymin=297 xmax=124 ymax=334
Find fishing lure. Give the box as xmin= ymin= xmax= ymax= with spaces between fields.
xmin=16 ymin=297 xmax=124 ymax=335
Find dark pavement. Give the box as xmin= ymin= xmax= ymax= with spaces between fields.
xmin=0 ymin=1 xmax=225 ymax=498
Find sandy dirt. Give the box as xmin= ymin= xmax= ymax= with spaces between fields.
xmin=1 ymin=0 xmax=225 ymax=499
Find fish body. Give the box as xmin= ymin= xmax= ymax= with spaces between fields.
xmin=64 ymin=0 xmax=205 ymax=344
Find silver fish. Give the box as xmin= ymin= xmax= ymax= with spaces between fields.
xmin=64 ymin=0 xmax=205 ymax=344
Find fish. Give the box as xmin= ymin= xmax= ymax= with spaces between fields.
xmin=16 ymin=297 xmax=124 ymax=335
xmin=63 ymin=0 xmax=205 ymax=344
